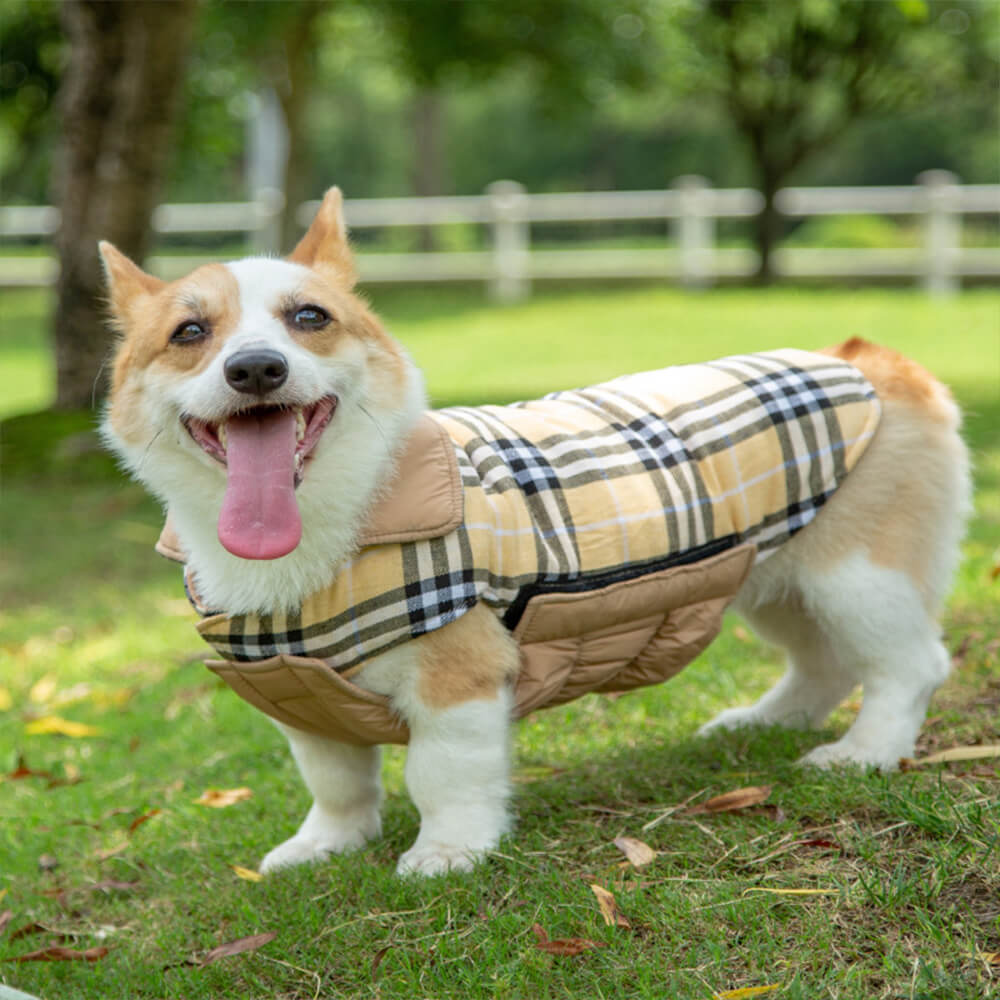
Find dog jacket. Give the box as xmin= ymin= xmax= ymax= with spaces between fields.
xmin=158 ymin=349 xmax=881 ymax=745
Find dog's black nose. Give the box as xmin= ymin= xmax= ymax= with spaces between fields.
xmin=224 ymin=349 xmax=289 ymax=395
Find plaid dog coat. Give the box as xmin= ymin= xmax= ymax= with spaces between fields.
xmin=160 ymin=349 xmax=881 ymax=744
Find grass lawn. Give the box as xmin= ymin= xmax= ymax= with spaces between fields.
xmin=1 ymin=284 xmax=998 ymax=999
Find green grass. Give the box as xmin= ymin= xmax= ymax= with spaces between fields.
xmin=1 ymin=285 xmax=998 ymax=999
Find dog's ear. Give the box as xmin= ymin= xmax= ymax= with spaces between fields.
xmin=288 ymin=186 xmax=356 ymax=284
xmin=98 ymin=242 xmax=165 ymax=320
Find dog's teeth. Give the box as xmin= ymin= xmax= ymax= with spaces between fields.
xmin=218 ymin=423 xmax=228 ymax=449
xmin=296 ymin=410 xmax=306 ymax=443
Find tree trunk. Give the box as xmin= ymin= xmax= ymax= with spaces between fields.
xmin=752 ymin=178 xmax=782 ymax=286
xmin=411 ymin=87 xmax=446 ymax=252
xmin=274 ymin=2 xmax=326 ymax=253
xmin=52 ymin=0 xmax=196 ymax=410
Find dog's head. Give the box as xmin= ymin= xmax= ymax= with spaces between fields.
xmin=101 ymin=188 xmax=425 ymax=567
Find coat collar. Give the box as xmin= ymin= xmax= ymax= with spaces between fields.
xmin=155 ymin=414 xmax=464 ymax=564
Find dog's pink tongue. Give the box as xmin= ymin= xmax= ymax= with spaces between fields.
xmin=217 ymin=409 xmax=302 ymax=560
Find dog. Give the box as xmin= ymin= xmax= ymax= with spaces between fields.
xmin=99 ymin=187 xmax=971 ymax=876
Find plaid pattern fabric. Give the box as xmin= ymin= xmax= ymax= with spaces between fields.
xmin=195 ymin=349 xmax=880 ymax=668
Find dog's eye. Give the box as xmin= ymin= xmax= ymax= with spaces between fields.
xmin=291 ymin=306 xmax=331 ymax=330
xmin=170 ymin=321 xmax=209 ymax=345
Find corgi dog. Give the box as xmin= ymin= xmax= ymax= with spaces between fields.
xmin=100 ymin=188 xmax=971 ymax=876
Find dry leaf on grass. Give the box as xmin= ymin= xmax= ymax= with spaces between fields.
xmin=714 ymin=986 xmax=781 ymax=999
xmin=4 ymin=756 xmax=53 ymax=782
xmin=231 ymin=866 xmax=263 ymax=882
xmin=194 ymin=787 xmax=252 ymax=808
xmin=371 ymin=944 xmax=392 ymax=979
xmin=686 ymin=786 xmax=772 ymax=815
xmin=128 ymin=809 xmax=161 ymax=834
xmin=23 ymin=716 xmax=101 ymax=739
xmin=532 ymin=923 xmax=604 ymax=956
xmin=4 ymin=946 xmax=109 ymax=963
xmin=199 ymin=931 xmax=276 ymax=967
xmin=612 ymin=836 xmax=657 ymax=868
xmin=590 ymin=885 xmax=631 ymax=928
xmin=901 ymin=745 xmax=1000 ymax=768
xmin=29 ymin=676 xmax=57 ymax=706
xmin=0 ymin=911 xmax=12 ymax=935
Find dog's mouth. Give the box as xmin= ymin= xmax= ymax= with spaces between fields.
xmin=182 ymin=396 xmax=337 ymax=561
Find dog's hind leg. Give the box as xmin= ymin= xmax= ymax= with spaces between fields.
xmin=698 ymin=597 xmax=857 ymax=734
xmin=794 ymin=552 xmax=952 ymax=769
xmin=259 ymin=726 xmax=383 ymax=873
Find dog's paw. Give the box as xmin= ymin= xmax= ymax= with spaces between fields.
xmin=697 ymin=706 xmax=762 ymax=736
xmin=260 ymin=819 xmax=377 ymax=873
xmin=396 ymin=842 xmax=483 ymax=877
xmin=259 ymin=835 xmax=339 ymax=873
xmin=798 ymin=740 xmax=902 ymax=772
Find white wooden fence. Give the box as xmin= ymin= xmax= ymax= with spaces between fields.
xmin=2 ymin=171 xmax=997 ymax=298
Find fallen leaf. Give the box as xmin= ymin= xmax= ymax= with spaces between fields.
xmin=590 ymin=884 xmax=631 ymax=928
xmin=613 ymin=836 xmax=657 ymax=868
xmin=905 ymin=745 xmax=1000 ymax=767
xmin=686 ymin=786 xmax=772 ymax=815
xmin=512 ymin=764 xmax=566 ymax=783
xmin=93 ymin=840 xmax=129 ymax=861
xmin=4 ymin=946 xmax=108 ymax=963
xmin=532 ymin=923 xmax=604 ymax=956
xmin=37 ymin=854 xmax=58 ymax=873
xmin=128 ymin=809 xmax=161 ymax=834
xmin=714 ymin=986 xmax=781 ymax=999
xmin=199 ymin=931 xmax=276 ymax=966
xmin=0 ymin=911 xmax=12 ymax=934
xmin=24 ymin=716 xmax=102 ymax=738
xmin=9 ymin=922 xmax=63 ymax=942
xmin=5 ymin=755 xmax=53 ymax=781
xmin=796 ymin=839 xmax=841 ymax=851
xmin=29 ymin=676 xmax=58 ymax=706
xmin=978 ymin=950 xmax=1000 ymax=967
xmin=231 ymin=866 xmax=263 ymax=882
xmin=371 ymin=944 xmax=392 ymax=979
xmin=194 ymin=787 xmax=253 ymax=808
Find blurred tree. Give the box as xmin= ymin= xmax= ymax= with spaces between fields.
xmin=372 ymin=0 xmax=658 ymax=245
xmin=53 ymin=0 xmax=196 ymax=410
xmin=670 ymin=0 xmax=996 ymax=282
xmin=182 ymin=0 xmax=330 ymax=249
xmin=0 ymin=0 xmax=61 ymax=203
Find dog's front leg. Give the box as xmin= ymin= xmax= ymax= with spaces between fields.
xmin=397 ymin=689 xmax=513 ymax=876
xmin=259 ymin=723 xmax=383 ymax=873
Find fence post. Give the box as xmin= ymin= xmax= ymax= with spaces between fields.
xmin=673 ymin=175 xmax=714 ymax=288
xmin=486 ymin=180 xmax=529 ymax=302
xmin=918 ymin=169 xmax=960 ymax=296
xmin=246 ymin=86 xmax=287 ymax=255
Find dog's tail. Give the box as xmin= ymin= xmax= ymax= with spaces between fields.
xmin=821 ymin=337 xmax=962 ymax=430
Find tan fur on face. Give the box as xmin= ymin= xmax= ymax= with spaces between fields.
xmin=416 ymin=603 xmax=521 ymax=710
xmin=106 ymin=261 xmax=242 ymax=386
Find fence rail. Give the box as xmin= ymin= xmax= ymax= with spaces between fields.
xmin=2 ymin=172 xmax=998 ymax=298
